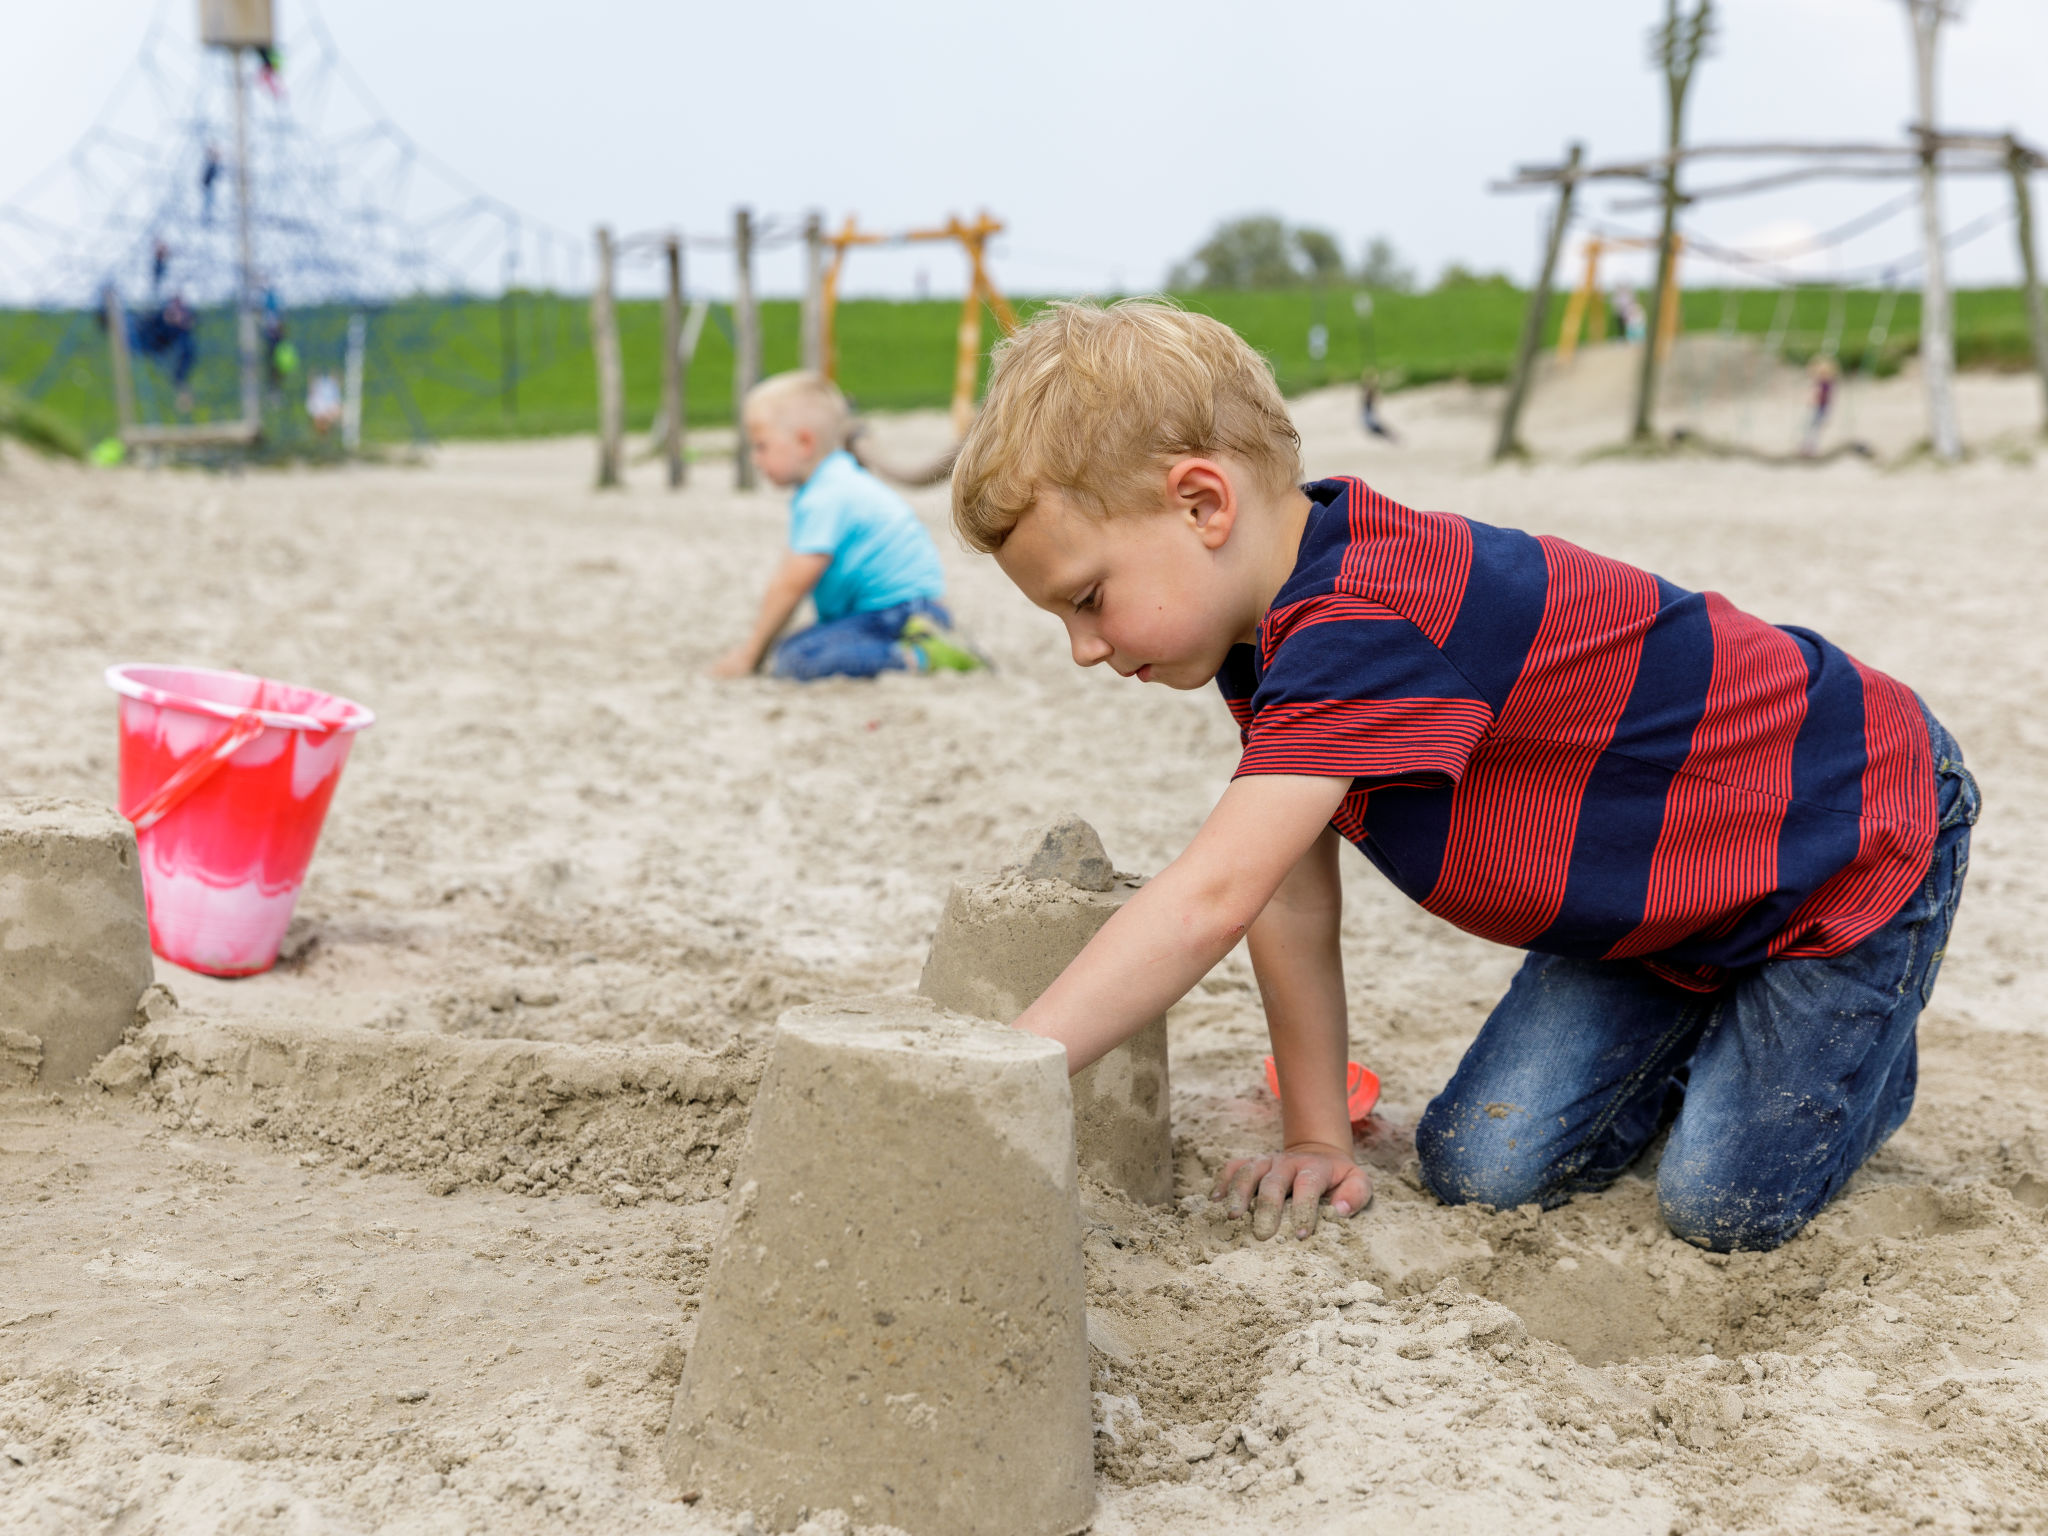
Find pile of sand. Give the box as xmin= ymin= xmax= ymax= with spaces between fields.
xmin=2 ymin=367 xmax=2045 ymax=1534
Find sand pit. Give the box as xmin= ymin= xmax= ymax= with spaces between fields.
xmin=2 ymin=364 xmax=2047 ymax=1534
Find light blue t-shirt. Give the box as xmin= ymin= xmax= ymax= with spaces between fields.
xmin=789 ymin=450 xmax=947 ymax=622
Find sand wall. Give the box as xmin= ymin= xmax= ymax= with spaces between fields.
xmin=96 ymin=1007 xmax=761 ymax=1204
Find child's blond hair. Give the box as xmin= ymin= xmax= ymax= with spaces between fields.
xmin=951 ymin=299 xmax=1301 ymax=554
xmin=744 ymin=370 xmax=851 ymax=448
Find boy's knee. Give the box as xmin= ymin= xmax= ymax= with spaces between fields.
xmin=1415 ymin=1095 xmax=1559 ymax=1211
xmin=1656 ymin=1159 xmax=1813 ymax=1253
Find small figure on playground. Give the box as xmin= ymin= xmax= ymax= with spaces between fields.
xmin=952 ymin=300 xmax=1974 ymax=1253
xmin=1800 ymin=354 xmax=1839 ymax=458
xmin=1359 ymin=368 xmax=1398 ymax=443
xmin=1612 ymin=285 xmax=1646 ymax=344
xmin=200 ymin=143 xmax=223 ymax=225
xmin=151 ymin=239 xmax=171 ymax=293
xmin=261 ymin=288 xmax=297 ymax=388
xmin=132 ymin=294 xmax=198 ymax=414
xmin=307 ymin=372 xmax=343 ymax=436
xmin=710 ymin=372 xmax=984 ymax=682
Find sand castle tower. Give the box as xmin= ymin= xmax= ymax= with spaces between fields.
xmin=0 ymin=799 xmax=155 ymax=1084
xmin=918 ymin=815 xmax=1173 ymax=1204
xmin=664 ymin=998 xmax=1095 ymax=1534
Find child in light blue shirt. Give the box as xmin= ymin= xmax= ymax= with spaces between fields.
xmin=710 ymin=373 xmax=982 ymax=681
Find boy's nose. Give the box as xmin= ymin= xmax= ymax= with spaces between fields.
xmin=1067 ymin=628 xmax=1112 ymax=668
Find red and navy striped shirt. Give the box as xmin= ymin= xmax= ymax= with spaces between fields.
xmin=1218 ymin=477 xmax=1937 ymax=989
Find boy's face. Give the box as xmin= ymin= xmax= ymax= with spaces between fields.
xmin=745 ymin=411 xmax=821 ymax=488
xmin=994 ymin=461 xmax=1265 ymax=691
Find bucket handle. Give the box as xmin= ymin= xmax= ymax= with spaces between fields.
xmin=124 ymin=711 xmax=269 ymax=833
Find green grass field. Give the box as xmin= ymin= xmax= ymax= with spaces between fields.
xmin=1 ymin=285 xmax=2038 ymax=451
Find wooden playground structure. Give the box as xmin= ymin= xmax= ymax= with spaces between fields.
xmin=1488 ymin=2 xmax=2048 ymax=463
xmin=816 ymin=213 xmax=1019 ymax=438
xmin=1553 ymin=234 xmax=1685 ymax=368
xmin=586 ymin=207 xmax=1018 ymax=490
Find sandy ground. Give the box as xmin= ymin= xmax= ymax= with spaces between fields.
xmin=3 ymin=351 xmax=2048 ymax=1535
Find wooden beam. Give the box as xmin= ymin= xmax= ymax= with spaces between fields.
xmin=1608 ymin=158 xmax=2010 ymax=209
xmin=123 ymin=420 xmax=261 ymax=449
xmin=1494 ymin=143 xmax=1582 ymax=462
xmin=591 ymin=224 xmax=624 ymax=489
xmin=660 ymin=234 xmax=686 ymax=489
xmin=1501 ymin=136 xmax=2041 ymax=191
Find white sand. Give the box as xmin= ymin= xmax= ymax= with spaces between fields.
xmin=3 ymin=359 xmax=2046 ymax=1535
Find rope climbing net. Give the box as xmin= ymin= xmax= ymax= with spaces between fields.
xmin=0 ymin=0 xmax=584 ymax=446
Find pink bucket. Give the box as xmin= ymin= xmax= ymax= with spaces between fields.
xmin=105 ymin=664 xmax=375 ymax=977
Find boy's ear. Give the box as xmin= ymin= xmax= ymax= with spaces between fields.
xmin=1165 ymin=458 xmax=1238 ymax=550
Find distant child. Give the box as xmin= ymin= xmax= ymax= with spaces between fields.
xmin=1800 ymin=354 xmax=1839 ymax=458
xmin=1358 ymin=368 xmax=1397 ymax=442
xmin=710 ymin=372 xmax=983 ymax=681
xmin=307 ymin=372 xmax=343 ymax=436
xmin=951 ymin=300 xmax=1975 ymax=1253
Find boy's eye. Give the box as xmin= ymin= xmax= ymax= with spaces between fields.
xmin=1071 ymin=588 xmax=1098 ymax=614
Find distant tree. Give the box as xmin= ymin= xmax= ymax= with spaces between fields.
xmin=1168 ymin=216 xmax=1352 ymax=290
xmin=1168 ymin=216 xmax=1296 ymax=290
xmin=1433 ymin=262 xmax=1516 ymax=291
xmin=1356 ymin=236 xmax=1416 ymax=292
xmin=1293 ymin=226 xmax=1347 ymax=285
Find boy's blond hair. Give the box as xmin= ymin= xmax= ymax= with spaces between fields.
xmin=951 ymin=299 xmax=1301 ymax=554
xmin=744 ymin=370 xmax=851 ymax=448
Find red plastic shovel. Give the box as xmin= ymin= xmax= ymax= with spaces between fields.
xmin=1263 ymin=1055 xmax=1382 ymax=1126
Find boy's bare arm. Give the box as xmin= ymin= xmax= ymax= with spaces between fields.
xmin=1217 ymin=825 xmax=1371 ymax=1239
xmin=710 ymin=552 xmax=831 ymax=677
xmin=1011 ymin=772 xmax=1351 ymax=1068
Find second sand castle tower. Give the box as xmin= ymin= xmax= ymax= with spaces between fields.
xmin=918 ymin=814 xmax=1173 ymax=1204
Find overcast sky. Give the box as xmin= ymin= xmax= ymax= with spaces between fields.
xmin=4 ymin=0 xmax=2046 ymax=300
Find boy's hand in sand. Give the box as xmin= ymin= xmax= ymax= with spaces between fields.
xmin=1213 ymin=1143 xmax=1371 ymax=1241
xmin=707 ymin=644 xmax=763 ymax=679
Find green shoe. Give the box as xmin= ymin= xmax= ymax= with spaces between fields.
xmin=901 ymin=614 xmax=988 ymax=674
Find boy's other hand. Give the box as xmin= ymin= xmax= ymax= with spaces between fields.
xmin=1212 ymin=1142 xmax=1371 ymax=1241
xmin=707 ymin=645 xmax=761 ymax=679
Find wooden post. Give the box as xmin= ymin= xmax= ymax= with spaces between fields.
xmin=800 ymin=211 xmax=826 ymax=373
xmin=1555 ymin=236 xmax=1601 ymax=368
xmin=1494 ymin=143 xmax=1582 ymax=462
xmin=950 ymin=240 xmax=985 ymax=439
xmin=1654 ymin=234 xmax=1684 ymax=362
xmin=1631 ymin=0 xmax=1714 ymax=445
xmin=231 ymin=44 xmax=261 ymax=433
xmin=660 ymin=234 xmax=687 ymax=488
xmin=342 ymin=311 xmax=365 ymax=454
xmin=820 ymin=217 xmax=854 ymax=382
xmin=591 ymin=224 xmax=624 ymax=489
xmin=102 ymin=287 xmax=137 ymax=441
xmin=733 ymin=206 xmax=760 ymax=489
xmin=1906 ymin=0 xmax=1962 ymax=460
xmin=2006 ymin=135 xmax=2048 ymax=437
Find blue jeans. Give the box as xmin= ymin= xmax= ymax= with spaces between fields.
xmin=770 ymin=599 xmax=950 ymax=682
xmin=1416 ymin=704 xmax=1979 ymax=1251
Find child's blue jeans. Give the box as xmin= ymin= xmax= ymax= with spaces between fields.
xmin=1416 ymin=704 xmax=1978 ymax=1251
xmin=771 ymin=599 xmax=951 ymax=682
